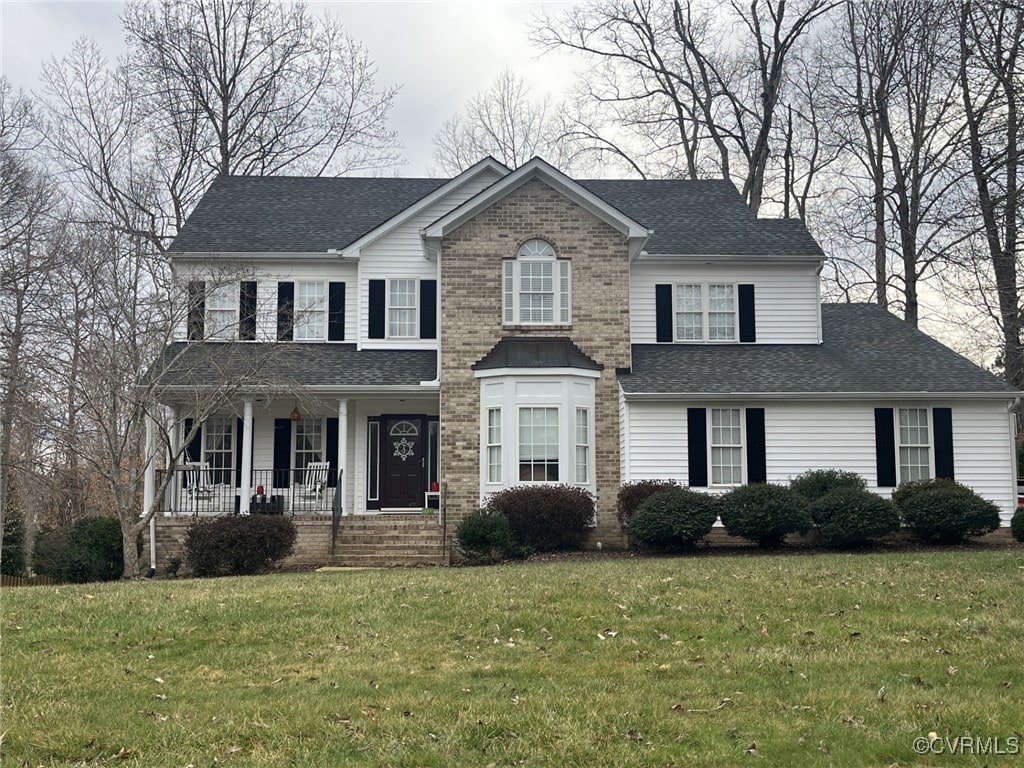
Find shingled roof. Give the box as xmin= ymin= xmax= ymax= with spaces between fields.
xmin=149 ymin=343 xmax=437 ymax=389
xmin=619 ymin=304 xmax=1017 ymax=396
xmin=168 ymin=173 xmax=823 ymax=257
xmin=473 ymin=337 xmax=602 ymax=371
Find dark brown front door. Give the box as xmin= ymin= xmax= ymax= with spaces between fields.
xmin=380 ymin=416 xmax=425 ymax=508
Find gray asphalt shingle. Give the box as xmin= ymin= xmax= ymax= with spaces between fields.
xmin=473 ymin=337 xmax=603 ymax=371
xmin=168 ymin=174 xmax=822 ymax=257
xmin=619 ymin=304 xmax=1016 ymax=395
xmin=150 ymin=343 xmax=437 ymax=388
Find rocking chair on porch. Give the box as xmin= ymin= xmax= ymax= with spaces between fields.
xmin=184 ymin=462 xmax=216 ymax=514
xmin=295 ymin=461 xmax=330 ymax=510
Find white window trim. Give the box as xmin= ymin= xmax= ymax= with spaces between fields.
xmin=896 ymin=406 xmax=933 ymax=484
xmin=293 ymin=417 xmax=326 ymax=470
xmin=486 ymin=408 xmax=502 ymax=485
xmin=674 ymin=282 xmax=738 ymax=344
xmin=366 ymin=420 xmax=380 ymax=502
xmin=708 ymin=406 xmax=745 ymax=487
xmin=502 ymin=240 xmax=571 ymax=327
xmin=574 ymin=406 xmax=591 ymax=484
xmin=387 ymin=278 xmax=419 ymax=339
xmin=203 ymin=416 xmax=235 ymax=482
xmin=206 ymin=283 xmax=239 ymax=341
xmin=294 ymin=281 xmax=327 ymax=341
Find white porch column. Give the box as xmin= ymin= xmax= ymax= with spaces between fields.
xmin=338 ymin=398 xmax=348 ymax=514
xmin=143 ymin=413 xmax=157 ymax=517
xmin=239 ymin=399 xmax=254 ymax=514
xmin=167 ymin=407 xmax=180 ymax=517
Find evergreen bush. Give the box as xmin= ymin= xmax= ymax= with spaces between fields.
xmin=789 ymin=469 xmax=866 ymax=503
xmin=893 ymin=478 xmax=1000 ymax=543
xmin=806 ymin=488 xmax=899 ymax=547
xmin=616 ymin=479 xmax=683 ymax=528
xmin=486 ymin=485 xmax=594 ymax=551
xmin=720 ymin=483 xmax=811 ymax=547
xmin=456 ymin=510 xmax=519 ymax=563
xmin=185 ymin=515 xmax=296 ymax=577
xmin=627 ymin=488 xmax=720 ymax=549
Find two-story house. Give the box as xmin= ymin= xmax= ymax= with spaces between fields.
xmin=145 ymin=157 xmax=1018 ymax=568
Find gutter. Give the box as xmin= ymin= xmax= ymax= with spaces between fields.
xmin=620 ymin=390 xmax=1022 ymax=403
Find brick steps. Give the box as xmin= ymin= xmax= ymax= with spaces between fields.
xmin=330 ymin=515 xmax=447 ymax=566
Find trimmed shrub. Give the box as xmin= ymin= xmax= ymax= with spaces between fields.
xmin=1011 ymin=507 xmax=1024 ymax=543
xmin=720 ymin=483 xmax=812 ymax=547
xmin=789 ymin=469 xmax=867 ymax=503
xmin=486 ymin=485 xmax=594 ymax=552
xmin=456 ymin=510 xmax=519 ymax=563
xmin=893 ymin=478 xmax=1000 ymax=543
xmin=617 ymin=479 xmax=683 ymax=528
xmin=32 ymin=517 xmax=124 ymax=583
xmin=185 ymin=515 xmax=296 ymax=577
xmin=628 ymin=488 xmax=720 ymax=550
xmin=806 ymin=488 xmax=899 ymax=547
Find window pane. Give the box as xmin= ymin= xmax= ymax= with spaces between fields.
xmin=388 ymin=279 xmax=417 ymax=337
xmin=517 ymin=239 xmax=556 ymax=259
xmin=206 ymin=284 xmax=237 ymax=340
xmin=367 ymin=421 xmax=379 ymax=501
xmin=204 ymin=417 xmax=234 ymax=484
xmin=487 ymin=408 xmax=502 ymax=483
xmin=710 ymin=408 xmax=742 ymax=486
xmin=519 ymin=407 xmax=559 ymax=482
xmin=294 ymin=419 xmax=323 ymax=471
xmin=898 ymin=408 xmax=931 ymax=482
xmin=575 ymin=407 xmax=589 ymax=484
xmin=518 ymin=258 xmax=555 ymax=324
xmin=676 ymin=284 xmax=703 ymax=340
xmin=295 ymin=282 xmax=326 ymax=340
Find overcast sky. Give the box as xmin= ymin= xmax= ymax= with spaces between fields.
xmin=0 ymin=0 xmax=581 ymax=175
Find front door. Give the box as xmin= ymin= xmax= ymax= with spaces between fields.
xmin=380 ymin=416 xmax=425 ymax=508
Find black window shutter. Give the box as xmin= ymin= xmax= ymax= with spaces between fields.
xmin=655 ymin=284 xmax=673 ymax=342
xmin=687 ymin=408 xmax=708 ymax=487
xmin=187 ymin=281 xmax=205 ymax=341
xmin=738 ymin=284 xmax=756 ymax=343
xmin=369 ymin=279 xmax=386 ymax=339
xmin=328 ymin=282 xmax=345 ymax=341
xmin=239 ymin=281 xmax=257 ymax=341
xmin=277 ymin=282 xmax=294 ymax=341
xmin=874 ymin=408 xmax=897 ymax=487
xmin=745 ymin=408 xmax=766 ymax=483
xmin=420 ymin=279 xmax=437 ymax=340
xmin=234 ymin=418 xmax=244 ymax=487
xmin=933 ymin=407 xmax=955 ymax=480
xmin=326 ymin=417 xmax=339 ymax=488
xmin=273 ymin=418 xmax=292 ymax=488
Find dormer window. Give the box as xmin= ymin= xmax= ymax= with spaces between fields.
xmin=503 ymin=239 xmax=570 ymax=325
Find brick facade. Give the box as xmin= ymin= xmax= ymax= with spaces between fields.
xmin=439 ymin=179 xmax=631 ymax=546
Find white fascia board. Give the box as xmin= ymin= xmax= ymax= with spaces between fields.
xmin=474 ymin=366 xmax=602 ymax=380
xmin=157 ymin=384 xmax=437 ymax=399
xmin=422 ymin=156 xmax=650 ymax=242
xmin=170 ymin=251 xmax=347 ymax=262
xmin=341 ymin=157 xmax=510 ymax=259
xmin=620 ymin=390 xmax=1020 ymax=402
xmin=635 ymin=252 xmax=824 ymax=266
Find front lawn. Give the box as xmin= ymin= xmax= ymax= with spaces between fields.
xmin=3 ymin=551 xmax=1022 ymax=766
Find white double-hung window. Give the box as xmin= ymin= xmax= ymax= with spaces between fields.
xmin=388 ymin=278 xmax=418 ymax=338
xmin=294 ymin=282 xmax=326 ymax=340
xmin=675 ymin=283 xmax=736 ymax=342
xmin=206 ymin=284 xmax=238 ymax=340
xmin=710 ymin=407 xmax=743 ymax=485
xmin=898 ymin=407 xmax=931 ymax=482
xmin=503 ymin=240 xmax=570 ymax=325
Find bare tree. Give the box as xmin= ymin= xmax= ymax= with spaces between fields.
xmin=432 ymin=68 xmax=573 ymax=173
xmin=533 ymin=0 xmax=839 ymax=208
xmin=41 ymin=0 xmax=400 ymax=252
xmin=957 ymin=0 xmax=1023 ymax=389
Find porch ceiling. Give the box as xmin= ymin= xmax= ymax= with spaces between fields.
xmin=148 ymin=343 xmax=437 ymax=393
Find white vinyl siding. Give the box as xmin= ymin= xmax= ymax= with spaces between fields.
xmin=359 ymin=170 xmax=500 ymax=348
xmin=631 ymin=261 xmax=821 ymax=344
xmin=623 ymin=399 xmax=1016 ymax=522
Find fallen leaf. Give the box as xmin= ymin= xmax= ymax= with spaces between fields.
xmin=154 ymin=677 xmax=165 ymax=684
xmin=112 ymin=747 xmax=134 ymax=759
xmin=224 ymin=745 xmax=241 ymax=755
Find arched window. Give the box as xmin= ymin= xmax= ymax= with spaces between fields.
xmin=503 ymin=239 xmax=571 ymax=325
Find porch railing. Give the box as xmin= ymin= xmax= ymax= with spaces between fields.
xmin=156 ymin=467 xmax=342 ymax=517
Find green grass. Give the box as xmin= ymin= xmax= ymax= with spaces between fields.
xmin=3 ymin=551 xmax=1023 ymax=766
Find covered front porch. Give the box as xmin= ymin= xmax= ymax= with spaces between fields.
xmin=144 ymin=393 xmax=441 ymax=518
